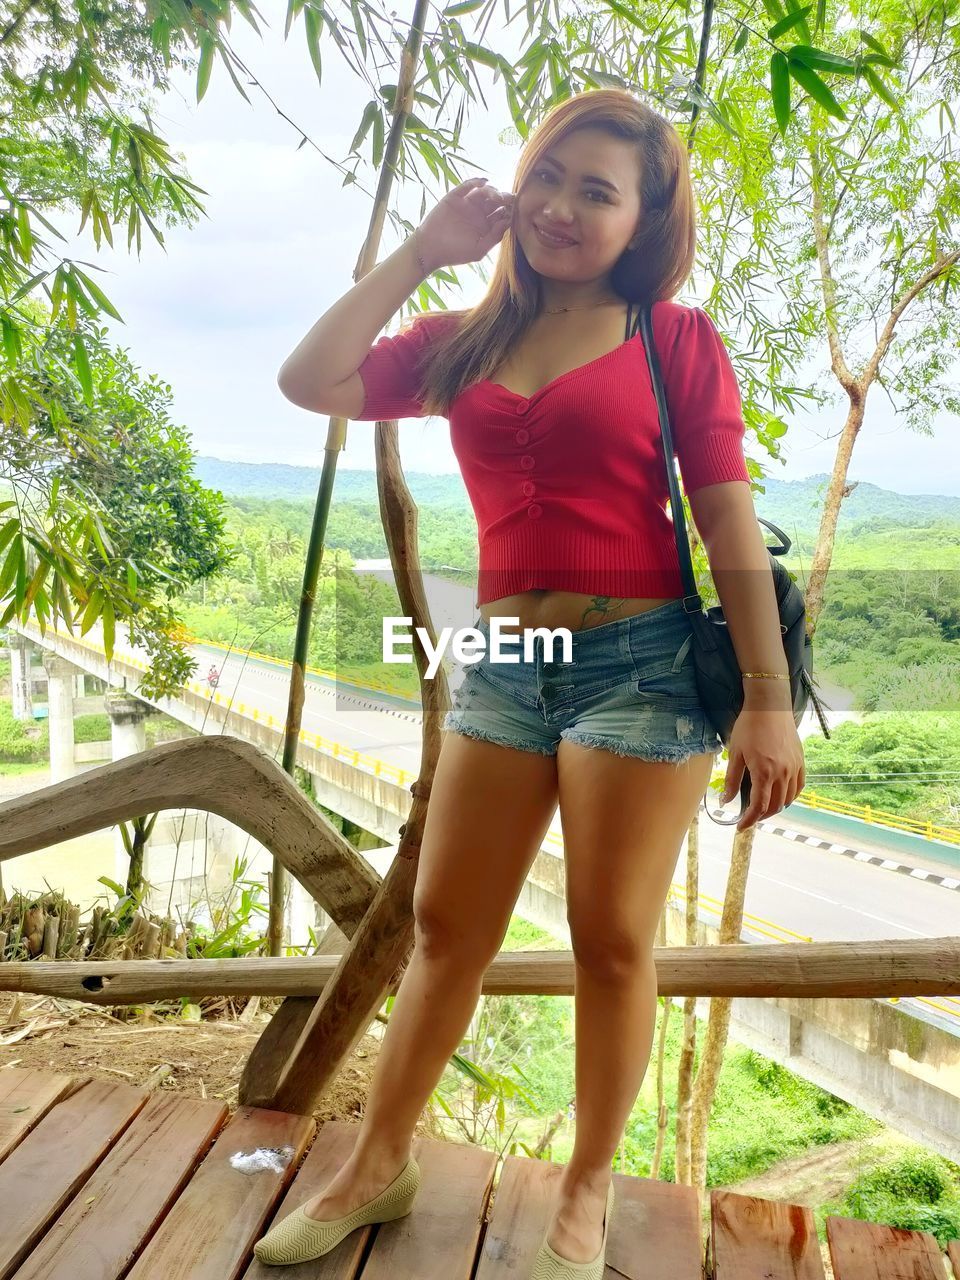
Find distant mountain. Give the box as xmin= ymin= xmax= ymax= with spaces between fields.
xmin=747 ymin=472 xmax=960 ymax=539
xmin=193 ymin=457 xmax=469 ymax=507
xmin=193 ymin=457 xmax=960 ymax=534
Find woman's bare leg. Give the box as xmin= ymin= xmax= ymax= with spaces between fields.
xmin=303 ymin=730 xmax=559 ymax=1218
xmin=542 ymin=744 xmax=714 ymax=1261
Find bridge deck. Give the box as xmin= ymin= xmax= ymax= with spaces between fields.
xmin=0 ymin=1067 xmax=957 ymax=1279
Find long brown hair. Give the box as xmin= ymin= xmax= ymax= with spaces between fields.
xmin=407 ymin=88 xmax=696 ymax=419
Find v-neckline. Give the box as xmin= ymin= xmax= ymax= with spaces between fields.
xmin=478 ymin=301 xmax=640 ymax=401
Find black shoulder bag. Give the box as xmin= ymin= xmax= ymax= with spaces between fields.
xmin=627 ymin=300 xmax=832 ymax=827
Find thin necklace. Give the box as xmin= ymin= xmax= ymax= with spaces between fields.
xmin=543 ymin=299 xmax=619 ymax=315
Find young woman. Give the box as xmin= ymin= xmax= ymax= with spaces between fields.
xmin=261 ymin=88 xmax=805 ymax=1276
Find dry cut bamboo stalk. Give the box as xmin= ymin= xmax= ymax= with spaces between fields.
xmin=0 ymin=938 xmax=956 ymax=1003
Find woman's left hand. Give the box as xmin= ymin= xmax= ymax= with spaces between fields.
xmin=720 ymin=708 xmax=806 ymax=832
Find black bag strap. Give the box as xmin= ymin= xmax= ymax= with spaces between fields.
xmin=625 ymin=299 xmax=703 ymax=617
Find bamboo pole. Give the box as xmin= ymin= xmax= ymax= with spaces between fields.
xmin=243 ymin=0 xmax=445 ymax=1112
xmin=0 ymin=938 xmax=956 ymax=1002
xmin=267 ymin=0 xmax=433 ymax=958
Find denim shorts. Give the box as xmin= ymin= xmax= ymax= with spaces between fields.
xmin=441 ymin=597 xmax=723 ymax=764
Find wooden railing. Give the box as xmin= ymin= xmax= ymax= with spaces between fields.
xmin=0 ymin=940 xmax=956 ymax=1004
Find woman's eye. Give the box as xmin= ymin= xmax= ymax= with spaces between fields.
xmin=532 ymin=170 xmax=609 ymax=202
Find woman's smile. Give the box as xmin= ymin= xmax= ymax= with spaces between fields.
xmin=533 ymin=222 xmax=578 ymax=248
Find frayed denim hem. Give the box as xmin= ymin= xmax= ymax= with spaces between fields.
xmin=559 ymin=728 xmax=718 ymax=766
xmin=442 ymin=715 xmax=558 ymax=757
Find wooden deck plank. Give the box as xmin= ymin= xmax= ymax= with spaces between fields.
xmin=827 ymin=1214 xmax=950 ymax=1279
xmin=0 ymin=1079 xmax=148 ymax=1280
xmin=125 ymin=1104 xmax=314 ymax=1280
xmin=358 ymin=1132 xmax=495 ymax=1280
xmin=710 ymin=1189 xmax=826 ymax=1279
xmin=605 ymin=1172 xmax=702 ymax=1280
xmin=477 ymin=1157 xmax=702 ymax=1280
xmin=0 ymin=1061 xmax=947 ymax=1280
xmin=13 ymin=1093 xmax=229 ymax=1280
xmin=240 ymin=1121 xmax=377 ymax=1280
xmin=243 ymin=1120 xmax=496 ymax=1280
xmin=0 ymin=1069 xmax=80 ymax=1165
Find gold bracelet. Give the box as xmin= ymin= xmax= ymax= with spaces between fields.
xmin=742 ymin=672 xmax=790 ymax=680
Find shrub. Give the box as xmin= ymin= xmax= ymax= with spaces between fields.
xmin=855 ymin=1151 xmax=950 ymax=1203
xmin=0 ymin=701 xmax=47 ymax=762
xmin=74 ymin=713 xmax=111 ymax=743
xmin=842 ymin=1150 xmax=960 ymax=1248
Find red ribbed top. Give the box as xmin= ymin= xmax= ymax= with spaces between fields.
xmin=355 ymin=299 xmax=751 ymax=605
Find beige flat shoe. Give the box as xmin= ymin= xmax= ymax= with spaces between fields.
xmin=530 ymin=1179 xmax=615 ymax=1280
xmin=253 ymin=1155 xmax=421 ymax=1266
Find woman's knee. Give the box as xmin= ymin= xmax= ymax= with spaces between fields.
xmin=568 ymin=914 xmax=651 ymax=979
xmin=412 ymin=895 xmax=502 ymax=966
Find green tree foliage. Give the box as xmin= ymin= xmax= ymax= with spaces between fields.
xmin=2 ymin=304 xmax=232 ymax=694
xmin=0 ymin=0 xmax=228 ymax=694
xmin=803 ymin=713 xmax=960 ymax=822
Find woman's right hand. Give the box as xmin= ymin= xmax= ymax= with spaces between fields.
xmin=414 ymin=177 xmax=515 ymax=273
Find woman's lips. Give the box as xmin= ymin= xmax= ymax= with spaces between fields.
xmin=534 ymin=223 xmax=577 ymax=248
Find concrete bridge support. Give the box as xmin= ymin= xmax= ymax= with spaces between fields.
xmin=8 ymin=634 xmax=35 ymax=722
xmin=105 ymin=689 xmax=151 ymax=761
xmin=105 ymin=690 xmax=154 ymax=885
xmin=287 ymin=876 xmax=319 ymax=950
xmin=41 ymin=653 xmax=77 ymax=782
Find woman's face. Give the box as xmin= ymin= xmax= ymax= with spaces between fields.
xmin=513 ymin=127 xmax=643 ymax=281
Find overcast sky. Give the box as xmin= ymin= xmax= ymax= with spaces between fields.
xmin=65 ymin=10 xmax=959 ymax=497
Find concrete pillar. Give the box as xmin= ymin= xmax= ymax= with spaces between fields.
xmin=105 ymin=689 xmax=150 ymax=760
xmin=8 ymin=635 xmax=34 ymax=722
xmin=287 ymin=878 xmax=318 ymax=949
xmin=105 ymin=690 xmax=152 ymax=885
xmin=41 ymin=652 xmax=76 ymax=781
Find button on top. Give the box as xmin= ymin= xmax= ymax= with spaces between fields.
xmin=520 ymin=455 xmax=535 ymax=470
xmin=515 ymin=401 xmax=528 ymax=415
xmin=515 ymin=428 xmax=529 ymax=445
